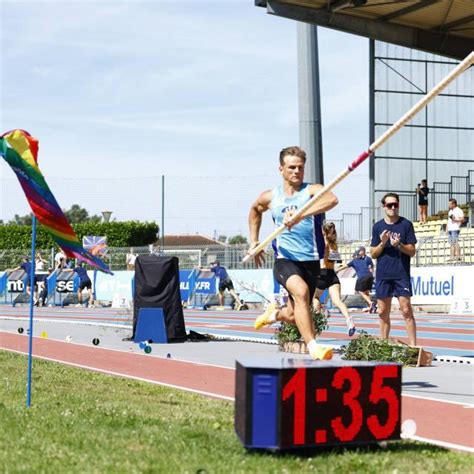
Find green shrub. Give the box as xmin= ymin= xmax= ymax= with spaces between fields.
xmin=276 ymin=306 xmax=329 ymax=344
xmin=341 ymin=331 xmax=420 ymax=365
xmin=0 ymin=221 xmax=159 ymax=249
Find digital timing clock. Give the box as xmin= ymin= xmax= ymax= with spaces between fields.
xmin=235 ymin=359 xmax=401 ymax=449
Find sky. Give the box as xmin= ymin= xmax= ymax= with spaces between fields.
xmin=0 ymin=0 xmax=370 ymax=239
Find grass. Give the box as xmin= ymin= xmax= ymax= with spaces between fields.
xmin=0 ymin=350 xmax=472 ymax=473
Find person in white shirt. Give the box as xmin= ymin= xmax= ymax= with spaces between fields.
xmin=54 ymin=248 xmax=67 ymax=269
xmin=126 ymin=248 xmax=137 ymax=271
xmin=35 ymin=252 xmax=47 ymax=271
xmin=447 ymin=198 xmax=465 ymax=261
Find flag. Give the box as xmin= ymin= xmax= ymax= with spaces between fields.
xmin=0 ymin=129 xmax=112 ymax=274
xmin=83 ymin=235 xmax=107 ymax=256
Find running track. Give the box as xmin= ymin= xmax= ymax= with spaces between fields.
xmin=0 ymin=332 xmax=472 ymax=453
xmin=1 ymin=306 xmax=473 ymax=452
xmin=1 ymin=305 xmax=472 ymax=358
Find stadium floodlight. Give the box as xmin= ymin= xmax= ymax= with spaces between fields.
xmin=102 ymin=211 xmax=113 ymax=223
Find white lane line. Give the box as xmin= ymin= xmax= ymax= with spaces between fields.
xmin=0 ymin=331 xmax=234 ymax=371
xmin=2 ymin=348 xmax=234 ymax=401
xmin=403 ymin=393 xmax=474 ymax=407
xmin=403 ymin=434 xmax=474 ymax=454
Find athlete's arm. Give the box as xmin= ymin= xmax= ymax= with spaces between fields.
xmin=304 ymin=184 xmax=338 ymax=216
xmin=248 ymin=190 xmax=272 ymax=267
xmin=284 ymin=184 xmax=338 ymax=229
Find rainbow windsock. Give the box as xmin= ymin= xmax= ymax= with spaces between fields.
xmin=0 ymin=129 xmax=112 ymax=274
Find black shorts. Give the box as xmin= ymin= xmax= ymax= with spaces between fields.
xmin=355 ymin=275 xmax=374 ymax=292
xmin=79 ymin=279 xmax=92 ymax=291
xmin=26 ymin=276 xmax=37 ymax=288
xmin=219 ymin=278 xmax=234 ymax=292
xmin=273 ymin=259 xmax=320 ymax=302
xmin=375 ymin=278 xmax=412 ymax=299
xmin=316 ymin=268 xmax=340 ymax=291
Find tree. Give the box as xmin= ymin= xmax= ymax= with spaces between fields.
xmin=228 ymin=234 xmax=248 ymax=245
xmin=217 ymin=235 xmax=227 ymax=243
xmin=5 ymin=205 xmax=101 ymax=226
xmin=9 ymin=213 xmax=33 ymax=225
xmin=63 ymin=204 xmax=101 ymax=224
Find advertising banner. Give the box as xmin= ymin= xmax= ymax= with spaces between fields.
xmin=339 ymin=266 xmax=474 ymax=306
xmin=95 ymin=270 xmax=133 ymax=302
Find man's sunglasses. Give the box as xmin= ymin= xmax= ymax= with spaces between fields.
xmin=384 ymin=202 xmax=399 ymax=209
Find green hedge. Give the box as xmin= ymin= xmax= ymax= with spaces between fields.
xmin=0 ymin=221 xmax=159 ymax=250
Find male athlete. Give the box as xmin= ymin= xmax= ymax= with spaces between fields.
xmin=247 ymin=146 xmax=338 ymax=360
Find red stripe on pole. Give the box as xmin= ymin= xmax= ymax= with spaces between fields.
xmin=348 ymin=150 xmax=371 ymax=171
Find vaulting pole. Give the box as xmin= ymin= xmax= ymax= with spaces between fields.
xmin=243 ymin=51 xmax=474 ymax=263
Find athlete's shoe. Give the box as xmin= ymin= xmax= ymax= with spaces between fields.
xmin=348 ymin=326 xmax=356 ymax=337
xmin=215 ymin=306 xmax=225 ymax=311
xmin=254 ymin=302 xmax=277 ymax=330
xmin=310 ymin=345 xmax=333 ymax=360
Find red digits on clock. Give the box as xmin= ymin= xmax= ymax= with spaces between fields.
xmin=367 ymin=365 xmax=400 ymax=439
xmin=282 ymin=368 xmax=306 ymax=445
xmin=331 ymin=367 xmax=363 ymax=442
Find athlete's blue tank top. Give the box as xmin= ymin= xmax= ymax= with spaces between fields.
xmin=271 ymin=183 xmax=324 ymax=261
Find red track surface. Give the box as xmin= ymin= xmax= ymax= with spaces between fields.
xmin=1 ymin=331 xmax=472 ymax=452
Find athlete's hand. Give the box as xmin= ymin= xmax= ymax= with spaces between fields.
xmin=248 ymin=241 xmax=265 ymax=268
xmin=380 ymin=230 xmax=390 ymax=245
xmin=283 ymin=209 xmax=303 ymax=230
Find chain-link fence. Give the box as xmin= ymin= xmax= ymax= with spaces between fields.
xmin=1 ymin=232 xmax=473 ymax=273
xmin=0 ymin=173 xmax=373 ymax=243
